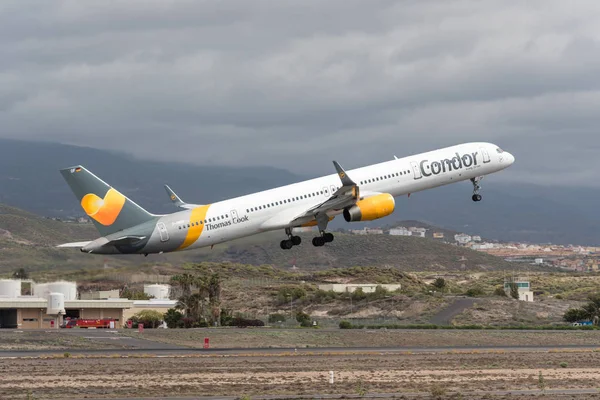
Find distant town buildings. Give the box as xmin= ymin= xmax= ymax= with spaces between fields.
xmin=389 ymin=227 xmax=412 ymax=236
xmin=318 ymin=283 xmax=401 ymax=293
xmin=351 ymin=227 xmax=384 ymax=235
xmin=455 ymin=234 xmax=472 ymax=245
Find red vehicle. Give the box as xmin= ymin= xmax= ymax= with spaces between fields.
xmin=62 ymin=318 xmax=115 ymax=329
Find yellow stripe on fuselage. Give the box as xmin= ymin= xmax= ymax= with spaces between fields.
xmin=178 ymin=205 xmax=211 ymax=250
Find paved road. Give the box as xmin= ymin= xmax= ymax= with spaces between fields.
xmin=430 ymin=297 xmax=476 ymax=325
xmin=2 ymin=344 xmax=600 ymax=358
xmin=2 ymin=328 xmax=599 ymax=358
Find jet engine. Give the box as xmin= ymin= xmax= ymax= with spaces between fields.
xmin=343 ymin=193 xmax=395 ymax=222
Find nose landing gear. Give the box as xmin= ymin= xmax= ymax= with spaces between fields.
xmin=471 ymin=177 xmax=483 ymax=202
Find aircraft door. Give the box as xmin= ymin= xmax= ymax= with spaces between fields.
xmin=480 ymin=147 xmax=491 ymax=163
xmin=157 ymin=222 xmax=169 ymax=242
xmin=231 ymin=209 xmax=239 ymax=221
xmin=330 ymin=185 xmax=337 ymax=195
xmin=410 ymin=161 xmax=422 ymax=180
xmin=322 ymin=186 xmax=329 ymax=197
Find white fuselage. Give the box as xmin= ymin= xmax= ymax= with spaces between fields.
xmin=138 ymin=142 xmax=514 ymax=254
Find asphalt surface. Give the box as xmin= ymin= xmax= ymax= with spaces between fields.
xmin=1 ymin=328 xmax=600 ymax=357
xmin=430 ymin=297 xmax=477 ymax=325
xmin=1 ymin=328 xmax=599 ymax=358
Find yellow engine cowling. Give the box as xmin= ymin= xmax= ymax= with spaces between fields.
xmin=343 ymin=193 xmax=395 ymax=222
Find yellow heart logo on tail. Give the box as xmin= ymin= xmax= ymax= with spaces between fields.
xmin=81 ymin=188 xmax=126 ymax=226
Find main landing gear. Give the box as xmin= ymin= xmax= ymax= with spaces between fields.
xmin=312 ymin=231 xmax=334 ymax=247
xmin=471 ymin=176 xmax=483 ymax=202
xmin=280 ymin=227 xmax=302 ymax=250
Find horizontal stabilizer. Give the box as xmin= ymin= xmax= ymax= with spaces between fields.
xmin=56 ymin=241 xmax=92 ymax=248
xmin=108 ymin=236 xmax=146 ymax=246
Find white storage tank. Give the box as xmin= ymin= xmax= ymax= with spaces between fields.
xmin=33 ymin=283 xmax=49 ymax=298
xmin=0 ymin=279 xmax=21 ymax=298
xmin=47 ymin=292 xmax=65 ymax=315
xmin=44 ymin=281 xmax=77 ymax=300
xmin=144 ymin=284 xmax=171 ymax=300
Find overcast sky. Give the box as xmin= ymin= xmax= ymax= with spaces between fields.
xmin=1 ymin=0 xmax=600 ymax=186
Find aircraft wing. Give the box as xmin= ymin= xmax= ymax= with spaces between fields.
xmin=164 ymin=184 xmax=201 ymax=210
xmin=289 ymin=161 xmax=360 ymax=231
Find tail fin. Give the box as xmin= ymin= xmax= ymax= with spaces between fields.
xmin=60 ymin=166 xmax=156 ymax=236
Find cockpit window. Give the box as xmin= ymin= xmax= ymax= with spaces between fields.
xmin=496 ymin=147 xmax=504 ymax=153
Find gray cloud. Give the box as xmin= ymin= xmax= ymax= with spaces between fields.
xmin=1 ymin=0 xmax=600 ymax=186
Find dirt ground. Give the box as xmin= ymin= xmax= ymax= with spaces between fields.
xmin=122 ymin=328 xmax=600 ymax=349
xmin=2 ymin=351 xmax=600 ymax=399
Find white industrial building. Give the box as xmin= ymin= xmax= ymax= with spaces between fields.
xmin=318 ymin=283 xmax=401 ymax=293
xmin=0 ymin=279 xmax=134 ymax=329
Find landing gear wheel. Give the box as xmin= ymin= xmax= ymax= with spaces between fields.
xmin=280 ymin=239 xmax=293 ymax=250
xmin=472 ymin=194 xmax=482 ymax=202
xmin=312 ymin=237 xmax=325 ymax=247
xmin=323 ymin=232 xmax=334 ymax=243
xmin=291 ymin=236 xmax=302 ymax=246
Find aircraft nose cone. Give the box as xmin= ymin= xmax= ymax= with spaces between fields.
xmin=505 ymin=152 xmax=515 ymax=165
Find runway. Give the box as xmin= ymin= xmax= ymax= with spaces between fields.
xmin=1 ymin=328 xmax=599 ymax=358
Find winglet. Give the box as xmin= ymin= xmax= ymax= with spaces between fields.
xmin=333 ymin=161 xmax=356 ymax=187
xmin=164 ymin=184 xmax=185 ymax=208
xmin=164 ymin=185 xmax=201 ymax=210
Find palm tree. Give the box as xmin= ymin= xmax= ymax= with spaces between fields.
xmin=207 ymin=273 xmax=222 ymax=326
xmin=171 ymin=273 xmax=195 ymax=298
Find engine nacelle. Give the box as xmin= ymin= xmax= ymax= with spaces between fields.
xmin=343 ymin=193 xmax=395 ymax=222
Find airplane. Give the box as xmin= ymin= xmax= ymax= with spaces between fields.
xmin=57 ymin=142 xmax=514 ymax=255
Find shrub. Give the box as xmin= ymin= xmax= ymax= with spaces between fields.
xmin=509 ymin=282 xmax=519 ymax=300
xmin=132 ymin=310 xmax=164 ymax=329
xmin=220 ymin=309 xmax=233 ymax=327
xmin=493 ymin=287 xmax=507 ymax=297
xmin=163 ymin=308 xmax=183 ymax=329
xmin=432 ymin=278 xmax=446 ymax=291
xmin=230 ymin=317 xmax=265 ymax=328
xmin=339 ymin=320 xmax=353 ymax=329
xmin=268 ymin=313 xmax=286 ymax=324
xmin=559 ymin=362 xmax=568 ymax=368
xmin=466 ymin=287 xmax=485 ymax=297
xmin=367 ymin=285 xmax=389 ymax=301
xmin=351 ymin=288 xmax=367 ymax=301
xmin=563 ymin=308 xmax=589 ymax=323
xmin=276 ymin=286 xmax=307 ymax=305
xmin=296 ymin=311 xmax=312 ymax=327
xmin=181 ymin=317 xmax=195 ymax=329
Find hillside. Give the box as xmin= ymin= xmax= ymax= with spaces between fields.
xmin=0 ymin=203 xmax=512 ymax=273
xmin=187 ymin=231 xmax=512 ymax=271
